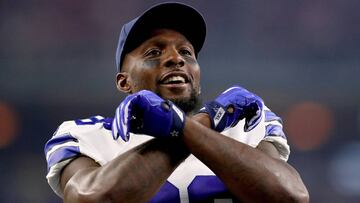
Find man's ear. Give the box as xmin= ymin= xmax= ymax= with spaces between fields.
xmin=116 ymin=72 xmax=131 ymax=93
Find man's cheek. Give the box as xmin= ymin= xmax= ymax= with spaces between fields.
xmin=185 ymin=57 xmax=198 ymax=65
xmin=142 ymin=59 xmax=160 ymax=69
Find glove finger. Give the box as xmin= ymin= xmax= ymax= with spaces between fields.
xmin=122 ymin=95 xmax=141 ymax=141
xmin=112 ymin=103 xmax=128 ymax=141
xmin=112 ymin=107 xmax=120 ymax=140
xmin=244 ymin=102 xmax=263 ymax=132
xmin=118 ymin=102 xmax=130 ymax=141
xmin=221 ymin=85 xmax=244 ymax=95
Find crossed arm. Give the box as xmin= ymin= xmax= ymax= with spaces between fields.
xmin=60 ymin=113 xmax=309 ymax=203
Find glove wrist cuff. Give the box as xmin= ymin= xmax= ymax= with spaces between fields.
xmin=167 ymin=101 xmax=186 ymax=137
xmin=204 ymin=101 xmax=227 ymax=132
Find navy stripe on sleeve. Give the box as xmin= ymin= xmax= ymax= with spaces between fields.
xmin=44 ymin=133 xmax=78 ymax=154
xmin=265 ymin=110 xmax=283 ymax=124
xmin=47 ymin=146 xmax=80 ymax=171
xmin=265 ymin=124 xmax=286 ymax=138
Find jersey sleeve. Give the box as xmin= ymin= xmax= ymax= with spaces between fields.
xmin=262 ymin=105 xmax=290 ymax=161
xmin=45 ymin=122 xmax=80 ymax=197
xmin=44 ymin=115 xmax=116 ymax=197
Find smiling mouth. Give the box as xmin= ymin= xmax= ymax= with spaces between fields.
xmin=162 ymin=76 xmax=186 ymax=84
xmin=159 ymin=72 xmax=190 ymax=86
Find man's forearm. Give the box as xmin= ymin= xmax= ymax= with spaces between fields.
xmin=184 ymin=114 xmax=309 ymax=203
xmin=64 ymin=138 xmax=189 ymax=203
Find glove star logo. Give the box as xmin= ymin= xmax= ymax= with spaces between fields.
xmin=170 ymin=130 xmax=179 ymax=137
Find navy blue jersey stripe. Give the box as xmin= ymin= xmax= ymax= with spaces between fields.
xmin=44 ymin=133 xmax=78 ymax=154
xmin=47 ymin=146 xmax=80 ymax=171
xmin=265 ymin=124 xmax=286 ymax=138
xmin=265 ymin=110 xmax=283 ymax=124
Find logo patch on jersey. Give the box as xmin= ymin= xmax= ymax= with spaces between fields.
xmin=214 ymin=107 xmax=225 ymax=128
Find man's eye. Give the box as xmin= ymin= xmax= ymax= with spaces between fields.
xmin=145 ymin=49 xmax=161 ymax=57
xmin=179 ymin=49 xmax=193 ymax=56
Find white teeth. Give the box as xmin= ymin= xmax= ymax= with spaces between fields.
xmin=163 ymin=76 xmax=186 ymax=84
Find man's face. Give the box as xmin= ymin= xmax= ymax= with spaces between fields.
xmin=117 ymin=29 xmax=201 ymax=113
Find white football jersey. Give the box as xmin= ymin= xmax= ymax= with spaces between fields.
xmin=45 ymin=105 xmax=289 ymax=203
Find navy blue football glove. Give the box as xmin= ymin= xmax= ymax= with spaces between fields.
xmin=112 ymin=90 xmax=186 ymax=141
xmin=200 ymin=85 xmax=263 ymax=132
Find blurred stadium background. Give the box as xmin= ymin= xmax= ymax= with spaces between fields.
xmin=1 ymin=0 xmax=359 ymax=202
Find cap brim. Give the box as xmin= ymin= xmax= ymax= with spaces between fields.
xmin=121 ymin=3 xmax=206 ymax=66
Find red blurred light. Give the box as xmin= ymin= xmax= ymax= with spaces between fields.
xmin=0 ymin=102 xmax=19 ymax=148
xmin=284 ymin=101 xmax=333 ymax=151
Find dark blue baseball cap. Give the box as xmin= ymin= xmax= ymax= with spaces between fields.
xmin=115 ymin=2 xmax=206 ymax=72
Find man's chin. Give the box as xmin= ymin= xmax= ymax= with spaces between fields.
xmin=167 ymin=94 xmax=200 ymax=114
xmin=163 ymin=94 xmax=190 ymax=102
xmin=156 ymin=87 xmax=200 ymax=114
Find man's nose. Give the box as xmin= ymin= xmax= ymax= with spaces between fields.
xmin=163 ymin=49 xmax=185 ymax=68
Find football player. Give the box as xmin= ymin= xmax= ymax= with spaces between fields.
xmin=45 ymin=2 xmax=309 ymax=203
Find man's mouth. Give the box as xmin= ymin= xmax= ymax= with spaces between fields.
xmin=159 ymin=72 xmax=190 ymax=85
xmin=162 ymin=76 xmax=186 ymax=84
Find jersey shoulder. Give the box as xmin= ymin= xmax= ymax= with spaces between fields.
xmin=45 ymin=115 xmax=113 ymax=169
xmin=44 ymin=115 xmax=114 ymax=197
